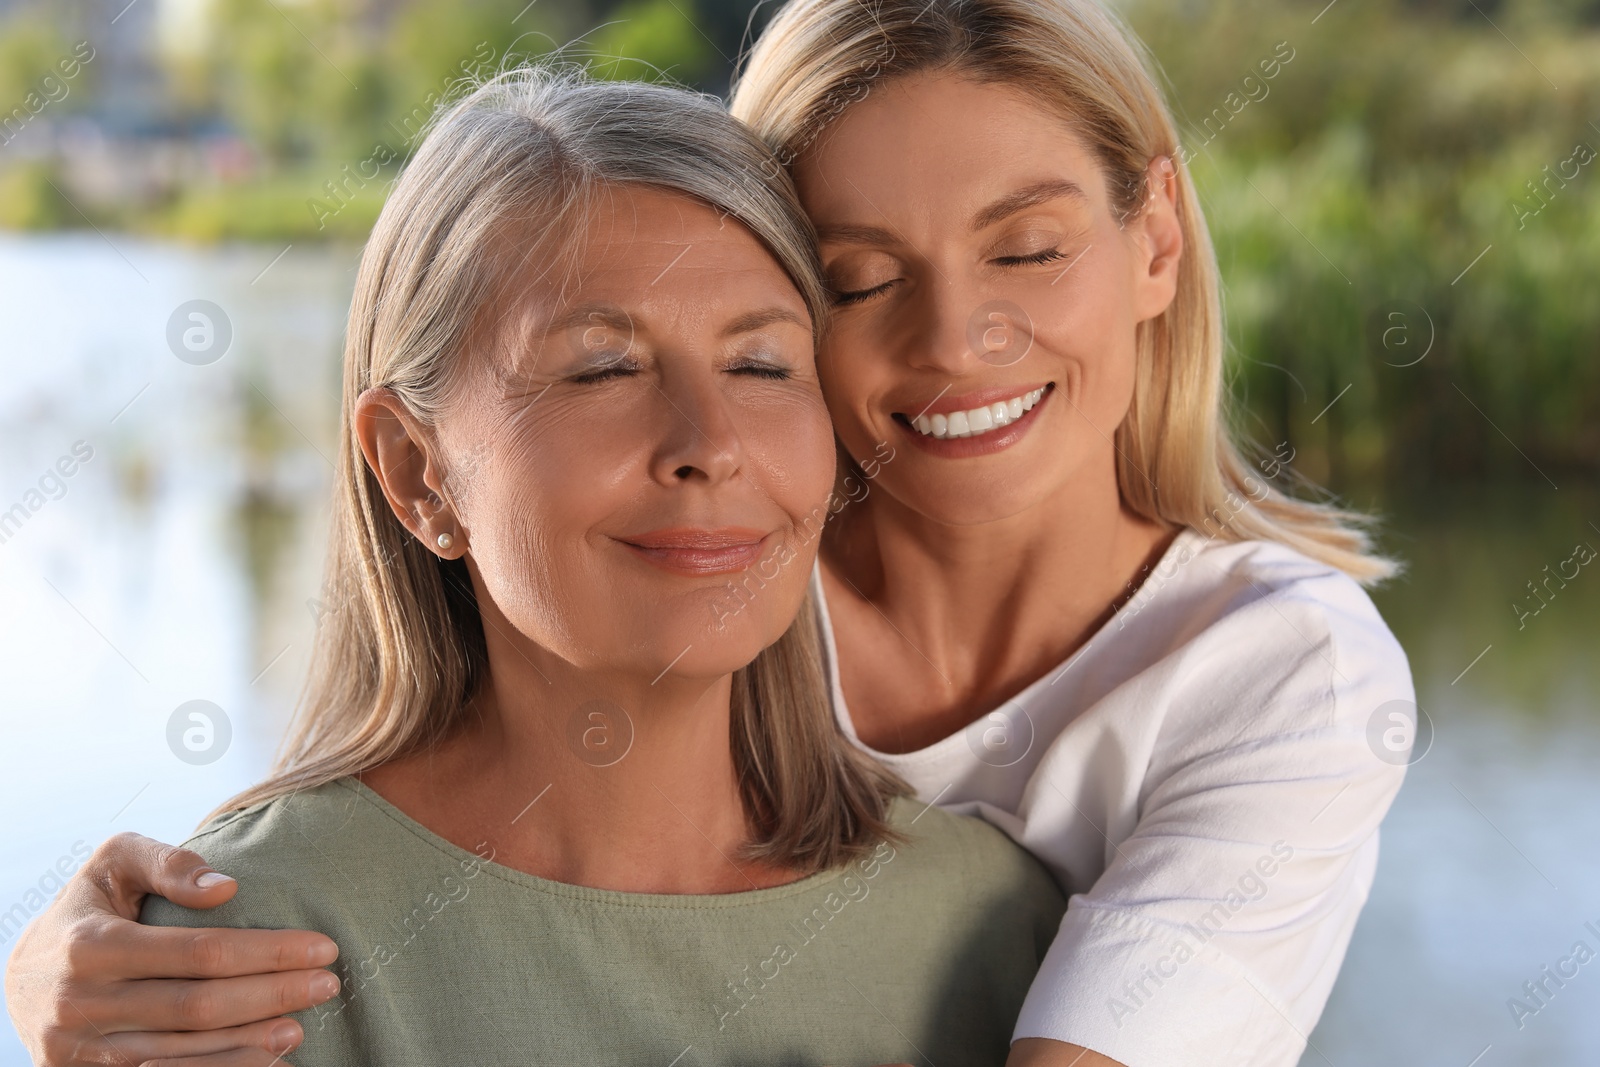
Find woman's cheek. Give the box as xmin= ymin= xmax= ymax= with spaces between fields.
xmin=1034 ymin=278 xmax=1136 ymax=421
xmin=815 ymin=353 xmax=878 ymax=456
xmin=1081 ymin=324 xmax=1140 ymax=426
xmin=461 ymin=417 xmax=597 ymax=576
xmin=800 ymin=399 xmax=842 ymax=504
xmin=739 ymin=388 xmax=838 ymax=508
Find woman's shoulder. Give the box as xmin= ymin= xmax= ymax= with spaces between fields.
xmin=1160 ymin=531 xmax=1407 ymax=666
xmin=1164 ymin=526 xmax=1377 ymax=609
xmin=882 ymin=798 xmax=1066 ymax=911
xmin=1141 ymin=531 xmax=1415 ymax=737
xmin=185 ymin=779 xmax=373 ymax=865
xmin=865 ymin=799 xmax=1065 ymax=972
xmin=139 ymin=778 xmax=385 ymax=930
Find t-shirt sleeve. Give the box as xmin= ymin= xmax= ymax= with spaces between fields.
xmin=953 ymin=811 xmax=1071 ymax=961
xmin=138 ymin=801 xmax=363 ymax=1067
xmin=139 ymin=812 xmax=268 ymax=929
xmin=1012 ymin=570 xmax=1413 ymax=1067
xmin=139 ymin=806 xmax=306 ymax=931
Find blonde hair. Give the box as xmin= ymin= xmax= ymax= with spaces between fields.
xmin=731 ymin=0 xmax=1396 ymax=584
xmin=221 ymin=65 xmax=906 ymax=874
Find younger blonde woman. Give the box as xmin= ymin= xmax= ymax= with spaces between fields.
xmin=729 ymin=4 xmax=1413 ymax=1065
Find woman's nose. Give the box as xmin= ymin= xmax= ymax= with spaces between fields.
xmin=902 ymin=277 xmax=996 ymax=375
xmin=648 ymin=375 xmax=744 ymax=486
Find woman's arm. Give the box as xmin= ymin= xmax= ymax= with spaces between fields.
xmin=1010 ymin=1039 xmax=1126 ymax=1067
xmin=1009 ymin=573 xmax=1411 ymax=1067
xmin=4 ymin=832 xmax=341 ymax=1066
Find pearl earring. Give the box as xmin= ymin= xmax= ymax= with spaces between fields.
xmin=436 ymin=532 xmax=454 ymax=552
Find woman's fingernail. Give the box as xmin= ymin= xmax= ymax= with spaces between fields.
xmin=269 ymin=1020 xmax=302 ymax=1051
xmin=195 ymin=870 xmax=235 ymax=888
xmin=311 ymin=971 xmax=341 ymax=999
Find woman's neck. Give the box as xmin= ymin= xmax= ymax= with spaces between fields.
xmin=820 ymin=449 xmax=1174 ymax=752
xmin=360 ymin=630 xmax=801 ymax=895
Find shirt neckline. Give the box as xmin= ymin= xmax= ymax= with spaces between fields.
xmin=814 ymin=527 xmax=1207 ymax=764
xmin=317 ymin=776 xmax=854 ymax=909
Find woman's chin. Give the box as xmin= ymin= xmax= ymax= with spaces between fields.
xmin=620 ymin=639 xmax=773 ymax=687
xmin=568 ymin=613 xmax=787 ymax=685
xmin=885 ymin=475 xmax=1059 ymax=527
xmin=691 ymin=609 xmax=793 ymax=673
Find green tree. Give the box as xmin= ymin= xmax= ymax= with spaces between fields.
xmin=586 ymin=0 xmax=715 ymax=84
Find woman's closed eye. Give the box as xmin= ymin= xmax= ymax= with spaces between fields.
xmin=570 ymin=355 xmax=640 ymax=384
xmin=993 ymin=247 xmax=1068 ymax=267
xmin=825 ymin=250 xmax=903 ymax=307
xmin=729 ymin=360 xmax=793 ymax=380
xmin=831 ymin=279 xmax=897 ymax=307
xmin=827 ymin=245 xmax=1077 ymax=304
xmin=726 ymin=343 xmax=799 ymax=379
xmin=570 ymin=356 xmax=794 ymax=383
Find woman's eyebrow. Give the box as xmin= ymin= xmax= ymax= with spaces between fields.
xmin=815 ymin=222 xmax=902 ymax=246
xmin=547 ymin=303 xmax=634 ymax=332
xmin=724 ymin=306 xmax=810 ymax=335
xmin=971 ymin=179 xmax=1091 ymax=231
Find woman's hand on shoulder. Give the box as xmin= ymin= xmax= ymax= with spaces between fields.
xmin=4 ymin=832 xmax=340 ymax=1066
xmin=128 ymin=1051 xmax=307 ymax=1067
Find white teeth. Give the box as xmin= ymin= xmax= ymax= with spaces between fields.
xmin=909 ymin=387 xmax=1047 ymax=440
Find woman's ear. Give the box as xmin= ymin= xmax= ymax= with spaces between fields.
xmin=354 ymin=387 xmax=464 ymax=558
xmin=1129 ymin=154 xmax=1183 ymax=323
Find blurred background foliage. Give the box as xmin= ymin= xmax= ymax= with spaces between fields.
xmin=1136 ymin=0 xmax=1600 ymax=493
xmin=0 ymin=0 xmax=1595 ymax=492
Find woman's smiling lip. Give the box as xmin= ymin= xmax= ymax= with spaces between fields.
xmin=892 ymin=382 xmax=1055 ymax=458
xmin=617 ymin=527 xmax=773 ymax=576
xmin=900 ymin=383 xmax=1053 ymax=418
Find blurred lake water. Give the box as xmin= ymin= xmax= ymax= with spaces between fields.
xmin=1 ymin=234 xmax=1596 ymax=1066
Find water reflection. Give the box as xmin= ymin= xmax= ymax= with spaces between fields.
xmin=1313 ymin=484 xmax=1600 ymax=1066
xmin=0 ymin=235 xmax=1595 ymax=1064
xmin=0 ymin=236 xmax=354 ymax=1048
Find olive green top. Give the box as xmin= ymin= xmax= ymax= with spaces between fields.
xmin=143 ymin=777 xmax=1066 ymax=1067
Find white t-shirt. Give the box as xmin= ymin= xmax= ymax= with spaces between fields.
xmin=812 ymin=527 xmax=1414 ymax=1067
